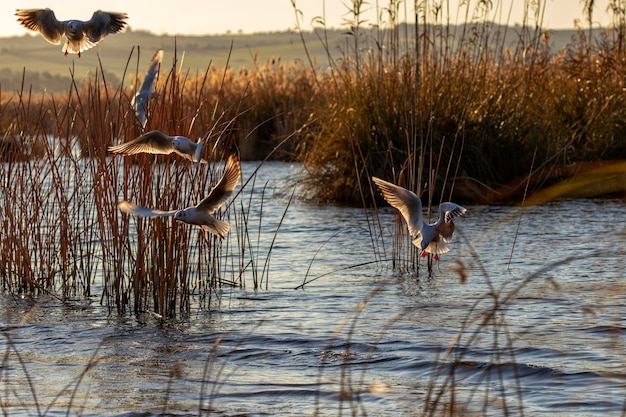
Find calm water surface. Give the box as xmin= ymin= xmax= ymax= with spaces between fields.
xmin=1 ymin=161 xmax=625 ymax=416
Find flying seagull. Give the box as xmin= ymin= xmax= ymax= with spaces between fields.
xmin=131 ymin=49 xmax=163 ymax=127
xmin=118 ymin=155 xmax=241 ymax=239
xmin=108 ymin=130 xmax=207 ymax=163
xmin=372 ymin=177 xmax=467 ymax=259
xmin=15 ymin=8 xmax=128 ymax=57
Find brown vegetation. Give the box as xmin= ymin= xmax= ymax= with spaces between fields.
xmin=3 ymin=18 xmax=626 ymax=203
xmin=0 ymin=51 xmax=294 ymax=315
xmin=1 ymin=0 xmax=626 ymax=305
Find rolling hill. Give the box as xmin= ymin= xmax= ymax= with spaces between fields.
xmin=0 ymin=25 xmax=593 ymax=93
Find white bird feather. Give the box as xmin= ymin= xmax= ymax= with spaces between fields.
xmin=118 ymin=155 xmax=241 ymax=238
xmin=108 ymin=130 xmax=207 ymax=163
xmin=372 ymin=177 xmax=467 ymax=257
xmin=15 ymin=8 xmax=128 ymax=57
xmin=131 ymin=49 xmax=163 ymax=128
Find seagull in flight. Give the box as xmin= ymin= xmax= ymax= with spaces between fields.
xmin=372 ymin=177 xmax=467 ymax=260
xmin=108 ymin=130 xmax=207 ymax=163
xmin=15 ymin=8 xmax=128 ymax=57
xmin=131 ymin=49 xmax=163 ymax=128
xmin=118 ymin=155 xmax=241 ymax=240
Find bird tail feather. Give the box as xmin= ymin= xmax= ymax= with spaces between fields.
xmin=201 ymin=219 xmax=231 ymax=239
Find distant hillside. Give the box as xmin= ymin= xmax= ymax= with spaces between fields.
xmin=0 ymin=25 xmax=600 ymax=93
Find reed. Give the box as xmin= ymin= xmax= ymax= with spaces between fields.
xmin=285 ymin=0 xmax=626 ymax=271
xmin=2 ymin=3 xmax=625 ymax=209
xmin=292 ymin=0 xmax=626 ymax=203
xmin=0 ymin=46 xmax=296 ymax=317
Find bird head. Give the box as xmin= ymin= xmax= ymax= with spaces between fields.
xmin=65 ymin=21 xmax=81 ymax=38
xmin=174 ymin=211 xmax=186 ymax=221
xmin=171 ymin=136 xmax=183 ymax=150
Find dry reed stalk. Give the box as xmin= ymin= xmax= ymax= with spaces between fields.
xmin=0 ymin=44 xmax=297 ymax=317
xmin=291 ymin=0 xmax=626 ymax=271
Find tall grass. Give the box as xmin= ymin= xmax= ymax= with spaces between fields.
xmin=1 ymin=1 xmax=624 ymax=305
xmin=0 ymin=48 xmax=296 ymax=317
xmin=292 ymin=0 xmax=626 ymax=203
xmin=287 ymin=0 xmax=626 ymax=269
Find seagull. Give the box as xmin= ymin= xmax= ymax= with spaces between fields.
xmin=15 ymin=8 xmax=128 ymax=57
xmin=131 ymin=49 xmax=163 ymax=127
xmin=372 ymin=177 xmax=467 ymax=259
xmin=108 ymin=130 xmax=207 ymax=163
xmin=118 ymin=155 xmax=241 ymax=239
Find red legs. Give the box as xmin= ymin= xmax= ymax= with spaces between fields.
xmin=421 ymin=251 xmax=441 ymax=275
xmin=420 ymin=251 xmax=439 ymax=261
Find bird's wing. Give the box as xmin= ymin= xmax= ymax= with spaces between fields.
xmin=199 ymin=219 xmax=231 ymax=239
xmin=108 ymin=130 xmax=174 ymax=156
xmin=196 ymin=155 xmax=241 ymax=213
xmin=412 ymin=232 xmax=424 ymax=250
xmin=436 ymin=222 xmax=456 ymax=243
xmin=131 ymin=96 xmax=147 ymax=126
xmin=193 ymin=140 xmax=204 ymax=163
xmin=83 ymin=10 xmax=128 ymax=43
xmin=440 ymin=203 xmax=467 ymax=223
xmin=372 ymin=177 xmax=423 ymax=237
xmin=437 ymin=203 xmax=467 ymax=242
xmin=118 ymin=201 xmax=177 ymax=217
xmin=132 ymin=50 xmax=162 ymax=126
xmin=140 ymin=49 xmax=163 ymax=93
xmin=15 ymin=8 xmax=64 ymax=44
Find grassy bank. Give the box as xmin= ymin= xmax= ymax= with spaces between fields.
xmin=294 ymin=2 xmax=626 ymax=206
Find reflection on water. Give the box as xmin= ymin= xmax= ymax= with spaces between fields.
xmin=1 ymin=161 xmax=625 ymax=416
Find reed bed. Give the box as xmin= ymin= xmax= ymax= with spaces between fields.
xmin=0 ymin=47 xmax=297 ymax=316
xmin=0 ymin=0 xmax=622 ymax=304
xmin=291 ymin=0 xmax=626 ymax=204
xmin=3 ymin=1 xmax=625 ymax=207
xmin=285 ymin=0 xmax=626 ymax=270
xmin=0 ymin=0 xmax=624 ymax=412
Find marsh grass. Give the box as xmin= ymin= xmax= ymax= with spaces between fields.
xmin=292 ymin=1 xmax=626 ymax=193
xmin=286 ymin=0 xmax=626 ymax=271
xmin=1 ymin=1 xmax=625 ymax=415
xmin=0 ymin=46 xmax=298 ymax=317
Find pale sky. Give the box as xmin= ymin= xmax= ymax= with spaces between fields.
xmin=0 ymin=0 xmax=616 ymax=38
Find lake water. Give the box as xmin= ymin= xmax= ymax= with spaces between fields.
xmin=1 ymin=161 xmax=625 ymax=416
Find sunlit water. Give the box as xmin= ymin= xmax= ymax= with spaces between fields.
xmin=1 ymin=161 xmax=625 ymax=416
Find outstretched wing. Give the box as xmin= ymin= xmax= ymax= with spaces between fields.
xmin=132 ymin=49 xmax=163 ymax=127
xmin=437 ymin=202 xmax=467 ymax=242
xmin=441 ymin=203 xmax=467 ymax=223
xmin=15 ymin=8 xmax=64 ymax=45
xmin=372 ymin=177 xmax=423 ymax=238
xmin=83 ymin=10 xmax=128 ymax=43
xmin=108 ymin=130 xmax=174 ymax=156
xmin=200 ymin=219 xmax=231 ymax=239
xmin=196 ymin=155 xmax=241 ymax=214
xmin=140 ymin=49 xmax=163 ymax=93
xmin=118 ymin=201 xmax=177 ymax=218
